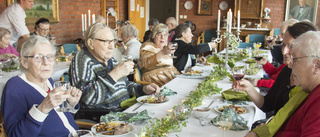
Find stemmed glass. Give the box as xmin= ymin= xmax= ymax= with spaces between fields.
xmin=216 ymin=115 xmax=233 ymax=137
xmin=53 ymin=81 xmax=72 ymax=112
xmin=169 ymin=42 xmax=178 ymax=58
xmin=232 ymin=67 xmax=245 ymax=81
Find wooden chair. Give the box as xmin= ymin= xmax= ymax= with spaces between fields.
xmin=75 ymin=120 xmax=97 ymax=130
xmin=197 ymin=30 xmax=217 ymax=45
xmin=133 ymin=65 xmax=152 ymax=85
xmin=238 ymin=42 xmax=254 ymax=49
xmin=245 ymin=34 xmax=266 ymax=48
xmin=60 ymin=44 xmax=81 ymax=55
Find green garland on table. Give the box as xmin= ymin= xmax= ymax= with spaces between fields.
xmin=136 ymin=65 xmax=229 ymax=137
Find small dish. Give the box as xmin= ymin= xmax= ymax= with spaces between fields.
xmin=193 ymin=106 xmax=211 ymax=119
xmin=214 ymin=105 xmax=249 ymax=114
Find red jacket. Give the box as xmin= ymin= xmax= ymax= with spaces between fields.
xmin=257 ymin=62 xmax=286 ymax=89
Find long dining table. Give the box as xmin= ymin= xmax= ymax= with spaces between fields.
xmin=123 ymin=49 xmax=271 ymax=137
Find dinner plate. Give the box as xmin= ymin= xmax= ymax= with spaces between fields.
xmin=181 ymin=70 xmax=203 ymax=76
xmin=91 ymin=121 xmax=134 ymax=136
xmin=175 ymin=74 xmax=207 ymax=79
xmin=214 ymin=105 xmax=249 ymax=114
xmin=136 ymin=95 xmax=169 ymax=105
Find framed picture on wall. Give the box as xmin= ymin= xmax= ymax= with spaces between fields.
xmin=7 ymin=0 xmax=60 ymax=24
xmin=285 ymin=0 xmax=318 ymax=23
xmin=197 ymin=0 xmax=213 ymax=15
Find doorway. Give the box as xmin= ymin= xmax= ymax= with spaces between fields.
xmin=149 ymin=0 xmax=176 ymax=23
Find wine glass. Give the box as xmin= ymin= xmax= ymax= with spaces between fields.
xmin=232 ymin=67 xmax=245 ymax=81
xmin=169 ymin=42 xmax=178 ymax=58
xmin=122 ymin=55 xmax=135 ymax=74
xmin=216 ymin=115 xmax=233 ymax=137
xmin=53 ymin=81 xmax=72 ymax=112
xmin=68 ymin=130 xmax=95 ymax=137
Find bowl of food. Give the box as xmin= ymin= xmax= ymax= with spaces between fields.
xmin=91 ymin=121 xmax=134 ymax=136
xmin=193 ymin=106 xmax=211 ymax=119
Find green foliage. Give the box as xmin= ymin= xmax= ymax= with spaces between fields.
xmin=36 ymin=5 xmax=46 ymax=10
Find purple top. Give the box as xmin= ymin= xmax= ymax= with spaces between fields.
xmin=0 ymin=44 xmax=19 ymax=56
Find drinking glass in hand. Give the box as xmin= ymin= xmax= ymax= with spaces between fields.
xmin=216 ymin=116 xmax=233 ymax=137
xmin=169 ymin=42 xmax=178 ymax=58
xmin=122 ymin=55 xmax=135 ymax=74
xmin=53 ymin=81 xmax=72 ymax=112
xmin=232 ymin=67 xmax=245 ymax=81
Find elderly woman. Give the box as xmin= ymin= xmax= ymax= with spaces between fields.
xmin=139 ymin=23 xmax=180 ymax=87
xmin=233 ymin=21 xmax=318 ymax=118
xmin=0 ymin=27 xmax=19 ymax=61
xmin=69 ymin=23 xmax=159 ymax=110
xmin=118 ymin=24 xmax=141 ymax=60
xmin=1 ymin=36 xmax=82 ymax=137
xmin=173 ymin=23 xmax=216 ymax=72
xmin=30 ymin=18 xmax=56 ymax=45
xmin=249 ymin=19 xmax=298 ymax=89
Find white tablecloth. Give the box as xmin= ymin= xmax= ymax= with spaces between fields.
xmin=0 ymin=62 xmax=70 ymax=105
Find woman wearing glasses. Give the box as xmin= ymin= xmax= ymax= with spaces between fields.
xmin=69 ymin=23 xmax=159 ymax=110
xmin=139 ymin=23 xmax=180 ymax=87
xmin=30 ymin=18 xmax=56 ymax=45
xmin=1 ymin=36 xmax=82 ymax=137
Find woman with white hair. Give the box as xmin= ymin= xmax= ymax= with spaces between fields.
xmin=1 ymin=36 xmax=82 ymax=136
xmin=118 ymin=24 xmax=141 ymax=60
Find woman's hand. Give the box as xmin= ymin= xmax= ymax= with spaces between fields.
xmin=244 ymin=131 xmax=259 ymax=137
xmin=37 ymin=87 xmax=70 ymax=114
xmin=66 ymin=87 xmax=82 ymax=108
xmin=109 ymin=61 xmax=135 ymax=81
xmin=0 ymin=53 xmax=17 ymax=60
xmin=162 ymin=44 xmax=175 ymax=55
xmin=232 ymin=79 xmax=255 ymax=93
xmin=143 ymin=83 xmax=160 ymax=95
xmin=256 ymin=57 xmax=267 ymax=65
xmin=196 ymin=56 xmax=207 ymax=64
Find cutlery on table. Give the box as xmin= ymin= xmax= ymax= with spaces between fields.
xmin=133 ymin=100 xmax=146 ymax=112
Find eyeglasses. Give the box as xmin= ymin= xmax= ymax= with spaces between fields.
xmin=38 ymin=27 xmax=50 ymax=32
xmin=95 ymin=38 xmax=116 ymax=45
xmin=24 ymin=54 xmax=55 ymax=62
xmin=290 ymin=55 xmax=320 ymax=65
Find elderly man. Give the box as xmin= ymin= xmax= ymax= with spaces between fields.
xmin=30 ymin=18 xmax=56 ymax=45
xmin=166 ymin=17 xmax=178 ymax=42
xmin=289 ymin=0 xmax=313 ymax=21
xmin=0 ymin=0 xmax=34 ymax=49
xmin=143 ymin=18 xmax=159 ymax=42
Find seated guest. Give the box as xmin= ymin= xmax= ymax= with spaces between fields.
xmin=245 ymin=31 xmax=320 ymax=137
xmin=118 ymin=24 xmax=141 ymax=60
xmin=166 ymin=17 xmax=178 ymax=42
xmin=0 ymin=27 xmax=19 ymax=60
xmin=139 ymin=23 xmax=180 ymax=87
xmin=1 ymin=36 xmax=82 ymax=137
xmin=69 ymin=23 xmax=160 ymax=109
xmin=232 ymin=21 xmax=318 ymax=116
xmin=173 ymin=23 xmax=216 ymax=72
xmin=249 ymin=19 xmax=299 ymax=89
xmin=30 ymin=18 xmax=56 ymax=45
xmin=143 ymin=18 xmax=159 ymax=42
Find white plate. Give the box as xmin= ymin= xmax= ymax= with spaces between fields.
xmin=181 ymin=70 xmax=203 ymax=76
xmin=136 ymin=95 xmax=169 ymax=105
xmin=214 ymin=105 xmax=249 ymax=114
xmin=91 ymin=122 xmax=134 ymax=136
xmin=175 ymin=74 xmax=207 ymax=79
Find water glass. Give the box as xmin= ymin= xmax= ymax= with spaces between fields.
xmin=68 ymin=130 xmax=95 ymax=137
xmin=53 ymin=81 xmax=72 ymax=112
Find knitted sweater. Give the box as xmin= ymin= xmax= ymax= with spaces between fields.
xmin=69 ymin=47 xmax=145 ymax=109
xmin=1 ymin=75 xmax=78 ymax=137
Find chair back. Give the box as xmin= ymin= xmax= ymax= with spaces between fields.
xmin=197 ymin=31 xmax=217 ymax=45
xmin=273 ymin=28 xmax=280 ymax=36
xmin=238 ymin=42 xmax=254 ymax=49
xmin=133 ymin=65 xmax=152 ymax=85
xmin=245 ymin=34 xmax=266 ymax=48
xmin=60 ymin=44 xmax=81 ymax=55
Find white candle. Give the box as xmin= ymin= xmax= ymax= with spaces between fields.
xmin=226 ymin=11 xmax=230 ymax=32
xmin=229 ymin=9 xmax=232 ymax=32
xmin=88 ymin=10 xmax=91 ymax=26
xmin=92 ymin=14 xmax=95 ymax=24
xmin=81 ymin=14 xmax=84 ymax=32
xmin=217 ymin=10 xmax=221 ymax=31
xmin=237 ymin=10 xmax=240 ymax=31
xmin=84 ymin=14 xmax=87 ymax=31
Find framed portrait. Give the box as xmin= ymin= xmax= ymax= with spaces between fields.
xmin=197 ymin=0 xmax=213 ymax=15
xmin=285 ymin=0 xmax=318 ymax=24
xmin=7 ymin=0 xmax=60 ymax=24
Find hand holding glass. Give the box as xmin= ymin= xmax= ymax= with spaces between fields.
xmin=122 ymin=55 xmax=135 ymax=74
xmin=169 ymin=42 xmax=178 ymax=58
xmin=54 ymin=81 xmax=72 ymax=112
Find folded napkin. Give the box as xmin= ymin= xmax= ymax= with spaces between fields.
xmin=100 ymin=110 xmax=151 ymax=123
xmin=211 ymin=107 xmax=248 ymax=131
xmin=221 ymin=89 xmax=252 ymax=101
xmin=160 ymin=87 xmax=177 ymax=96
xmin=207 ymin=54 xmax=224 ymax=64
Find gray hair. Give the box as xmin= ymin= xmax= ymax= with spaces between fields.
xmin=148 ymin=18 xmax=159 ymax=26
xmin=95 ymin=15 xmax=106 ymax=24
xmin=0 ymin=27 xmax=10 ymax=40
xmin=291 ymin=31 xmax=320 ymax=64
xmin=20 ymin=35 xmax=56 ymax=73
xmin=120 ymin=24 xmax=139 ymax=38
xmin=84 ymin=23 xmax=117 ymax=47
xmin=150 ymin=23 xmax=168 ymax=43
xmin=166 ymin=17 xmax=177 ymax=25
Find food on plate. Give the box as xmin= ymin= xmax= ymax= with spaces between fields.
xmin=218 ymin=105 xmax=247 ymax=114
xmin=94 ymin=121 xmax=129 ymax=135
xmin=140 ymin=95 xmax=167 ymax=103
xmin=185 ymin=70 xmax=202 ymax=75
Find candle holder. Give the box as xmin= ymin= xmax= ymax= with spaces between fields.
xmin=214 ymin=25 xmax=242 ymax=69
